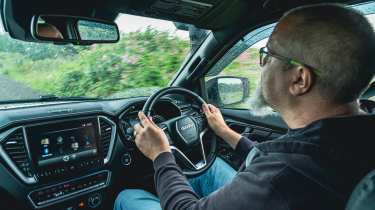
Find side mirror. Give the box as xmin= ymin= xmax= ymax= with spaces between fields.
xmin=31 ymin=15 xmax=120 ymax=45
xmin=206 ymin=76 xmax=250 ymax=107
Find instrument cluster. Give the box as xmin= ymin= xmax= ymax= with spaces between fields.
xmin=119 ymin=99 xmax=181 ymax=142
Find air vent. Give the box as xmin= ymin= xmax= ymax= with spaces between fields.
xmin=1 ymin=128 xmax=35 ymax=179
xmin=99 ymin=117 xmax=116 ymax=164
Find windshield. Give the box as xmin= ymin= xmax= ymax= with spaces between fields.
xmin=0 ymin=14 xmax=209 ymax=101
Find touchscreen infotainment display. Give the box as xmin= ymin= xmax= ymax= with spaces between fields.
xmin=27 ymin=118 xmax=101 ymax=167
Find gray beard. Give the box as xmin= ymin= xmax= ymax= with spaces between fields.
xmin=248 ymin=84 xmax=275 ymax=116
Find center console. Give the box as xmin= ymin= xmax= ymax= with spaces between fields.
xmin=0 ymin=115 xmax=116 ymax=209
xmin=28 ymin=170 xmax=110 ymax=208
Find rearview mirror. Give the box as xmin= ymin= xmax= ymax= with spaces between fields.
xmin=206 ymin=76 xmax=250 ymax=107
xmin=31 ymin=15 xmax=120 ymax=45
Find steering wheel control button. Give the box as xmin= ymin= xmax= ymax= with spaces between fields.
xmin=176 ymin=117 xmax=199 ymax=145
xmin=193 ymin=113 xmax=207 ymax=130
xmin=121 ymin=153 xmax=132 ymax=166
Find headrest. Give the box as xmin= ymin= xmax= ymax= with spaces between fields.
xmin=346 ymin=169 xmax=375 ymax=210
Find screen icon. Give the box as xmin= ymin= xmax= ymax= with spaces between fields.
xmin=63 ymin=155 xmax=70 ymax=162
xmin=71 ymin=142 xmax=79 ymax=151
xmin=84 ymin=136 xmax=92 ymax=146
xmin=56 ymin=136 xmax=64 ymax=144
xmin=43 ymin=148 xmax=49 ymax=155
xmin=41 ymin=138 xmax=50 ymax=145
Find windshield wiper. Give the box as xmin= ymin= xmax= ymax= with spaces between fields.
xmin=0 ymin=95 xmax=102 ymax=105
xmin=39 ymin=95 xmax=102 ymax=101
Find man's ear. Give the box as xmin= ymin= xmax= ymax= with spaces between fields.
xmin=288 ymin=66 xmax=314 ymax=96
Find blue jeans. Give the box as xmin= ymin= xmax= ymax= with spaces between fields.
xmin=114 ymin=158 xmax=236 ymax=210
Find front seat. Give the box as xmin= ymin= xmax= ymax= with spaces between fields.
xmin=346 ymin=169 xmax=375 ymax=210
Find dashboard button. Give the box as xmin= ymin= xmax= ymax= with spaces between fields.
xmin=121 ymin=153 xmax=132 ymax=166
xmin=126 ymin=127 xmax=134 ymax=135
xmin=78 ymin=201 xmax=85 ymax=209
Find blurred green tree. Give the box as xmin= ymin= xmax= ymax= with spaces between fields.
xmin=0 ymin=27 xmax=190 ymax=98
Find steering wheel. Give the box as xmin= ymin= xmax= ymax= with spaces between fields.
xmin=142 ymin=87 xmax=217 ymax=176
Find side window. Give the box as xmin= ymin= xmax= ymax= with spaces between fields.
xmin=205 ymin=38 xmax=267 ymax=109
xmin=205 ymin=12 xmax=375 ymax=110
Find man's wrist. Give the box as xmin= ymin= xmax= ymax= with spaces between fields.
xmin=216 ymin=125 xmax=231 ymax=138
xmin=217 ymin=126 xmax=242 ymax=149
xmin=152 ymin=151 xmax=176 ymax=171
xmin=151 ymin=149 xmax=172 ymax=161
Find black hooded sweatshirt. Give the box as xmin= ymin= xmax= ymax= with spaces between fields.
xmin=153 ymin=114 xmax=375 ymax=210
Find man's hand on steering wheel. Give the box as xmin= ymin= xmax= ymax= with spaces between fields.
xmin=202 ymin=104 xmax=228 ymax=136
xmin=134 ymin=103 xmax=242 ymax=162
xmin=202 ymin=104 xmax=242 ymax=149
xmin=134 ymin=112 xmax=171 ymax=161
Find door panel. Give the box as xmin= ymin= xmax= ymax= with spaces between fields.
xmin=217 ymin=108 xmax=288 ymax=169
xmin=221 ymin=108 xmax=287 ymax=130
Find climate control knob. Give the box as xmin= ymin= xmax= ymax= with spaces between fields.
xmin=87 ymin=193 xmax=102 ymax=208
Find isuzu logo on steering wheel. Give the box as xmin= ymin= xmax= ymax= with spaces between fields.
xmin=180 ymin=123 xmax=194 ymax=131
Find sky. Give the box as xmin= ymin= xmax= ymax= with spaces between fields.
xmin=367 ymin=13 xmax=375 ymax=25
xmin=115 ymin=14 xmax=189 ymax=39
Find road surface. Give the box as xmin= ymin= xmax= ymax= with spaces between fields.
xmin=0 ymin=75 xmax=40 ymax=101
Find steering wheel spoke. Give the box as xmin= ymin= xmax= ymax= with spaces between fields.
xmin=191 ymin=112 xmax=207 ymax=133
xmin=158 ymin=125 xmax=174 ymax=145
xmin=171 ymin=128 xmax=208 ymax=170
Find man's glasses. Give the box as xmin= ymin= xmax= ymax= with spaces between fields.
xmin=259 ymin=46 xmax=321 ymax=76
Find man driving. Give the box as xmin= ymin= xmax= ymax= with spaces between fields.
xmin=115 ymin=3 xmax=375 ymax=210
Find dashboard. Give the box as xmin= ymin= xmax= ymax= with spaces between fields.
xmin=0 ymin=95 xmax=194 ymax=210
